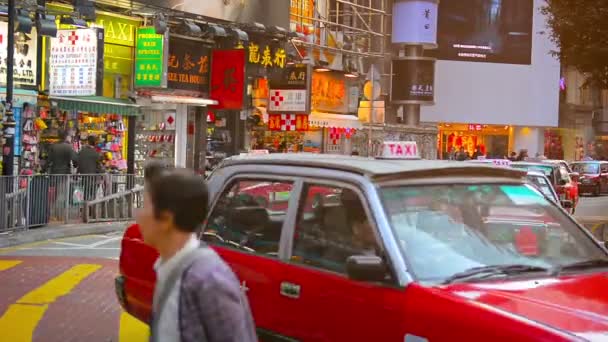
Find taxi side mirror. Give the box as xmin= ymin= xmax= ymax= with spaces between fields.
xmin=346 ymin=255 xmax=387 ymax=282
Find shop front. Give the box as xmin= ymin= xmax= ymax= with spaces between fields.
xmin=0 ymin=20 xmax=40 ymax=175
xmin=134 ymin=29 xmax=218 ymax=175
xmin=438 ymin=123 xmax=512 ymax=159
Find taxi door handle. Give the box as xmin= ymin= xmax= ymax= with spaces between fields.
xmin=280 ymin=282 xmax=301 ymax=299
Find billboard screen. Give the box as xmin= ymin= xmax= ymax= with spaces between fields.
xmin=432 ymin=0 xmax=533 ymax=65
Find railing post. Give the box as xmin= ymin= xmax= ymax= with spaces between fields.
xmin=64 ymin=175 xmax=71 ymax=224
xmin=24 ymin=176 xmax=31 ymax=230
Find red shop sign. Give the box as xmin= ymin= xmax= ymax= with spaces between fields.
xmin=210 ymin=49 xmax=246 ymax=110
xmin=268 ymin=114 xmax=309 ymax=132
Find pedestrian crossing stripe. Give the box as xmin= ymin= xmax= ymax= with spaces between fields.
xmin=0 ymin=264 xmax=101 ymax=342
xmin=0 ymin=260 xmax=22 ymax=271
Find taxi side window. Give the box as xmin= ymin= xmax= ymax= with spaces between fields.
xmin=291 ymin=184 xmax=380 ymax=274
xmin=203 ymin=179 xmax=294 ymax=257
xmin=601 ymin=164 xmax=608 ymax=173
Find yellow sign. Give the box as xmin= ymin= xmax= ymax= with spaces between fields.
xmin=96 ymin=13 xmax=139 ymax=47
xmin=248 ymin=43 xmax=287 ymax=69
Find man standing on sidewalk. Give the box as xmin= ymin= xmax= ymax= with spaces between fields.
xmin=137 ymin=163 xmax=257 ymax=342
xmin=77 ymin=135 xmax=103 ymax=201
xmin=46 ymin=130 xmax=77 ymax=220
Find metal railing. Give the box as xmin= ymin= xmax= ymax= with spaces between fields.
xmin=84 ymin=184 xmax=144 ymax=224
xmin=1 ymin=174 xmax=143 ymax=232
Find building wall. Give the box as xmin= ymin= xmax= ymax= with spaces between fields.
xmin=421 ymin=0 xmax=560 ymax=127
xmin=140 ymin=0 xmax=290 ymax=28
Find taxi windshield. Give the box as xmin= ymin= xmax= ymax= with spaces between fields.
xmin=380 ymin=184 xmax=606 ymax=283
xmin=572 ymin=163 xmax=599 ymax=174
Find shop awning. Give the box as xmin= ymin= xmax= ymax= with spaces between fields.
xmin=150 ymin=95 xmax=218 ymax=106
xmin=309 ymin=112 xmax=363 ymax=129
xmin=50 ymin=96 xmax=141 ymax=116
xmin=0 ymin=88 xmax=38 ymax=106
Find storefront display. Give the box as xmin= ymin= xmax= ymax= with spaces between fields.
xmin=133 ymin=111 xmax=176 ymax=177
xmin=439 ymin=123 xmax=511 ymax=159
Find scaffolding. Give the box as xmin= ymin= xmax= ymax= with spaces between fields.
xmin=290 ymin=0 xmax=390 ymax=67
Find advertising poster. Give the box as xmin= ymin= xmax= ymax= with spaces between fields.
xmin=433 ymin=0 xmax=533 ymax=64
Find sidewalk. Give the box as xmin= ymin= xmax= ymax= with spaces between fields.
xmin=0 ymin=221 xmax=132 ymax=248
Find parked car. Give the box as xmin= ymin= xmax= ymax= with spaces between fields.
xmin=511 ymin=161 xmax=578 ymax=214
xmin=571 ymin=161 xmax=608 ymax=196
xmin=117 ymin=144 xmax=608 ymax=341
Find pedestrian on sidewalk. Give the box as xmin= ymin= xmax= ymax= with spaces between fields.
xmin=137 ymin=162 xmax=257 ymax=342
xmin=46 ymin=130 xmax=77 ymax=220
xmin=77 ymin=135 xmax=104 ymax=201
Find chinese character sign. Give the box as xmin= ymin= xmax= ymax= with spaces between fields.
xmin=391 ymin=0 xmax=438 ymax=46
xmin=248 ymin=42 xmax=287 ymax=69
xmin=167 ymin=37 xmax=211 ymax=94
xmin=391 ymin=58 xmax=435 ymax=104
xmin=268 ymin=89 xmax=307 ymax=113
xmin=0 ymin=22 xmax=38 ymax=86
xmin=49 ymin=29 xmax=101 ymax=96
xmin=135 ymin=27 xmax=166 ymax=88
xmin=210 ymin=49 xmax=245 ymax=110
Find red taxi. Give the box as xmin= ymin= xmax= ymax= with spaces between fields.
xmin=571 ymin=161 xmax=608 ymax=196
xmin=117 ymin=142 xmax=608 ymax=341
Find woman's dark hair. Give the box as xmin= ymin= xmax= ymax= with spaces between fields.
xmin=87 ymin=135 xmax=97 ymax=146
xmin=145 ymin=165 xmax=208 ymax=233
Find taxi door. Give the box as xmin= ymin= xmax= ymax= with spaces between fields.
xmin=278 ymin=181 xmax=406 ymax=341
xmin=202 ymin=176 xmax=298 ymax=339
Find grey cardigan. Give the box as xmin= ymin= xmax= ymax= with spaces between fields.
xmin=151 ymin=246 xmax=258 ymax=342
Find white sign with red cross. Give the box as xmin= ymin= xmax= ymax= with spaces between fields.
xmin=49 ymin=29 xmax=99 ymax=96
xmin=279 ymin=114 xmax=297 ymax=131
xmin=380 ymin=141 xmax=420 ymax=159
xmin=268 ymin=89 xmax=307 ymax=113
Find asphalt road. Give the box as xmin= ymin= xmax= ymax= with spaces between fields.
xmin=575 ymin=194 xmax=608 ymax=218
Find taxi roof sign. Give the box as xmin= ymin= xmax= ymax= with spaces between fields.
xmin=379 ymin=141 xmax=420 ymax=160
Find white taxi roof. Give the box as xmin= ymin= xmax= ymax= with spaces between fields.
xmin=222 ymin=153 xmax=527 ymax=180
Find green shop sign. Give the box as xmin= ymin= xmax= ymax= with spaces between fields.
xmin=135 ymin=27 xmax=167 ymax=88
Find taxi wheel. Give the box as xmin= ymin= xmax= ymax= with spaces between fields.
xmin=594 ymin=185 xmax=601 ymax=197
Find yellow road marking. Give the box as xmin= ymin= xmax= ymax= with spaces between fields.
xmin=119 ymin=312 xmax=149 ymax=342
xmin=0 ymin=260 xmax=22 ymax=271
xmin=0 ymin=264 xmax=101 ymax=342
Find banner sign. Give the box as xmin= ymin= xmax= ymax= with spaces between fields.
xmin=270 ymin=64 xmax=308 ymax=89
xmin=167 ymin=36 xmax=211 ymax=94
xmin=248 ymin=42 xmax=287 ymax=69
xmin=49 ymin=28 xmax=104 ymax=96
xmin=390 ymin=58 xmax=435 ymax=104
xmin=210 ymin=49 xmax=246 ymax=109
xmin=0 ymin=22 xmax=38 ymax=86
xmin=135 ymin=27 xmax=167 ymax=88
xmin=268 ymin=114 xmax=309 ymax=131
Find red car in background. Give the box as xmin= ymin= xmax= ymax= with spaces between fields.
xmin=571 ymin=161 xmax=608 ymax=196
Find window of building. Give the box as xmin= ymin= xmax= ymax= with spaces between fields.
xmin=291 ymin=184 xmax=380 ymax=274
xmin=203 ymin=179 xmax=294 ymax=257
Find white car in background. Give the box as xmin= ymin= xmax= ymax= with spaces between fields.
xmin=525 ymin=170 xmax=562 ymax=207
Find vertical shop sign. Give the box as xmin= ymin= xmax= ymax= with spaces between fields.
xmin=268 ymin=64 xmax=310 ymax=114
xmin=49 ymin=28 xmax=104 ymax=96
xmin=210 ymin=49 xmax=246 ymax=110
xmin=135 ymin=27 xmax=168 ymax=88
xmin=0 ymin=22 xmax=38 ymax=86
xmin=167 ymin=37 xmax=211 ymax=94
